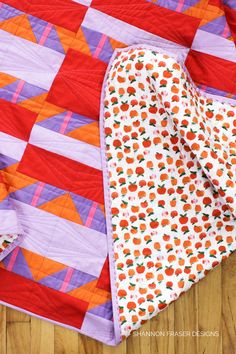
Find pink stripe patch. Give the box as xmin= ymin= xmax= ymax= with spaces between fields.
xmin=93 ymin=34 xmax=107 ymax=59
xmin=31 ymin=182 xmax=45 ymax=207
xmin=176 ymin=0 xmax=185 ymax=12
xmin=11 ymin=80 xmax=25 ymax=104
xmin=59 ymin=111 xmax=73 ymax=135
xmin=7 ymin=247 xmax=20 ymax=272
xmin=60 ymin=268 xmax=74 ymax=293
xmin=222 ymin=23 xmax=230 ymax=38
xmin=85 ymin=202 xmax=98 ymax=228
xmin=39 ymin=23 xmax=53 ymax=46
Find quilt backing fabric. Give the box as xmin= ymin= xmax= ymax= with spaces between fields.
xmin=0 ymin=0 xmax=236 ymax=346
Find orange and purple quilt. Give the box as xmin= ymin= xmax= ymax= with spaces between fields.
xmin=0 ymin=0 xmax=236 ymax=345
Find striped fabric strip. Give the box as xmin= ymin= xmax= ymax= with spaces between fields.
xmin=59 ymin=111 xmax=73 ymax=135
xmin=6 ymin=247 xmax=20 ymax=271
xmin=31 ymin=182 xmax=46 ymax=207
xmin=93 ymin=34 xmax=108 ymax=58
xmin=85 ymin=202 xmax=98 ymax=228
xmin=11 ymin=80 xmax=25 ymax=104
xmin=38 ymin=23 xmax=53 ymax=46
xmin=176 ymin=0 xmax=185 ymax=12
xmin=60 ymin=267 xmax=74 ymax=293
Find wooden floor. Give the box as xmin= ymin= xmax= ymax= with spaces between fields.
xmin=0 ymin=253 xmax=235 ymax=354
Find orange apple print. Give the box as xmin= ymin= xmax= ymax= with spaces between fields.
xmin=103 ymin=47 xmax=236 ymax=338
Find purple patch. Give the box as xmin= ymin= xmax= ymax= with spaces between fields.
xmin=88 ymin=301 xmax=113 ymax=320
xmin=70 ymin=193 xmax=94 ymax=224
xmin=10 ymin=183 xmax=65 ymax=206
xmin=0 ymin=3 xmax=23 ymax=21
xmin=98 ymin=38 xmax=114 ymax=63
xmin=18 ymin=82 xmax=47 ymax=102
xmin=0 ymin=154 xmax=17 ymax=169
xmin=64 ymin=113 xmax=94 ymax=134
xmin=39 ymin=268 xmax=68 ymax=290
xmin=3 ymin=248 xmax=33 ymax=280
xmin=151 ymin=0 xmax=176 ymax=11
xmin=37 ymin=111 xmax=93 ymax=134
xmin=200 ymin=16 xmax=230 ymax=37
xmin=0 ymin=197 xmax=14 ymax=210
xmin=82 ymin=26 xmax=103 ymax=55
xmin=82 ymin=26 xmax=114 ymax=63
xmin=0 ymin=80 xmax=19 ymax=102
xmin=28 ymin=15 xmax=49 ymax=43
xmin=37 ymin=113 xmax=65 ymax=132
xmin=65 ymin=268 xmax=97 ymax=292
xmin=70 ymin=193 xmax=106 ymax=233
xmin=33 ymin=184 xmax=65 ymax=207
xmin=38 ymin=267 xmax=97 ymax=293
xmin=10 ymin=184 xmax=39 ymax=205
xmin=28 ymin=15 xmax=65 ymax=53
xmin=197 ymin=83 xmax=236 ymax=99
xmin=44 ymin=26 xmax=65 ymax=54
xmin=224 ymin=0 xmax=236 ymax=10
xmin=0 ymin=80 xmax=47 ymax=103
xmin=147 ymin=0 xmax=199 ymax=12
xmin=91 ymin=206 xmax=107 ymax=235
xmin=0 ymin=88 xmax=13 ymax=102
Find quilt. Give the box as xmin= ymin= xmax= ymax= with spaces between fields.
xmin=0 ymin=0 xmax=236 ymax=346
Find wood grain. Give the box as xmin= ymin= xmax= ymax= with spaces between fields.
xmin=0 ymin=253 xmax=235 ymax=354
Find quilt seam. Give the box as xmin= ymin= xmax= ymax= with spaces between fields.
xmin=99 ymin=49 xmax=124 ymax=345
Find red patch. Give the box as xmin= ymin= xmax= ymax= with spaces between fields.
xmin=96 ymin=257 xmax=111 ymax=292
xmin=207 ymin=0 xmax=223 ymax=7
xmin=224 ymin=5 xmax=236 ymax=44
xmin=18 ymin=144 xmax=104 ymax=204
xmin=0 ymin=98 xmax=37 ymax=141
xmin=91 ymin=0 xmax=200 ymax=47
xmin=47 ymin=50 xmax=107 ymax=120
xmin=1 ymin=0 xmax=87 ymax=32
xmin=0 ymin=0 xmax=29 ymax=12
xmin=0 ymin=268 xmax=89 ymax=329
xmin=30 ymin=0 xmax=87 ymax=32
xmin=185 ymin=50 xmax=236 ymax=94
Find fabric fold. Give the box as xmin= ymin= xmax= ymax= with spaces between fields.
xmin=100 ymin=45 xmax=236 ymax=338
xmin=154 ymin=64 xmax=236 ymax=218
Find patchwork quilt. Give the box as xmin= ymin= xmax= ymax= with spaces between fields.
xmin=0 ymin=0 xmax=236 ymax=346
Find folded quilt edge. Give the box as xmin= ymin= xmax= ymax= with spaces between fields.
xmin=99 ymin=43 xmax=236 ymax=343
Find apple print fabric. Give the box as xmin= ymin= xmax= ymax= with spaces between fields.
xmin=100 ymin=46 xmax=236 ymax=338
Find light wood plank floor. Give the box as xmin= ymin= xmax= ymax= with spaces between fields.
xmin=0 ymin=253 xmax=235 ymax=354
